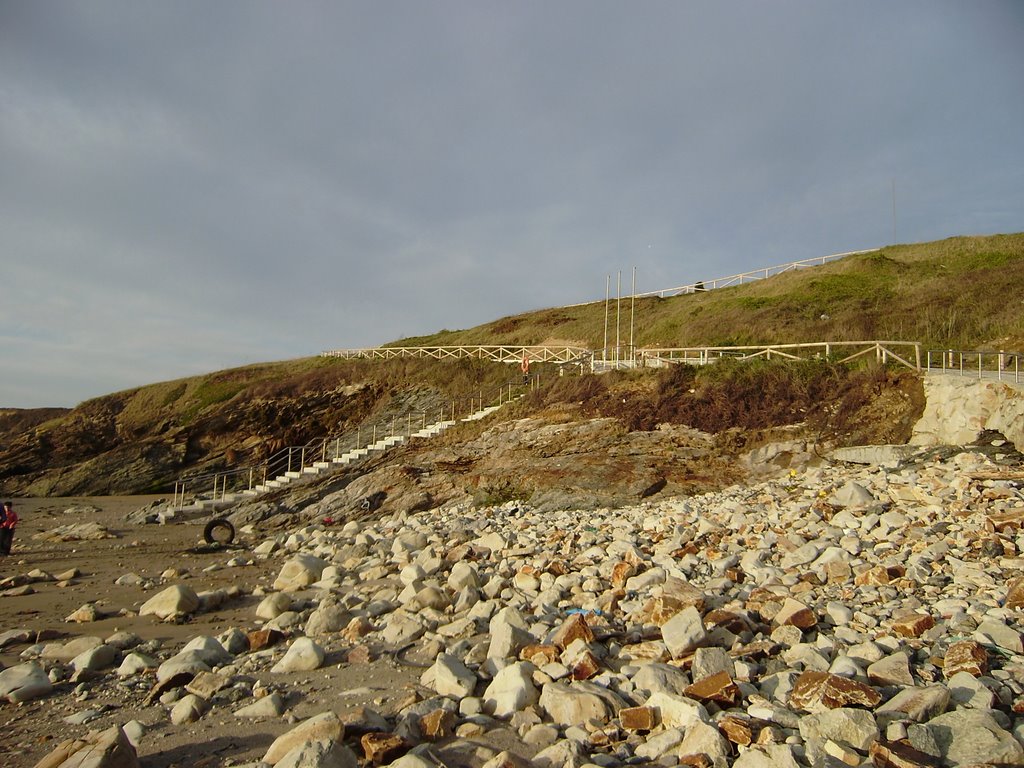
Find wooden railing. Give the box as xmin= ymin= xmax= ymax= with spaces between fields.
xmin=636 ymin=341 xmax=922 ymax=371
xmin=322 ymin=345 xmax=593 ymax=366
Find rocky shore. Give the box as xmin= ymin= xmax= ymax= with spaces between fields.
xmin=4 ymin=446 xmax=1024 ymax=767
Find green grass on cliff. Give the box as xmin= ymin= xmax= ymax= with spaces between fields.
xmin=392 ymin=233 xmax=1024 ymax=352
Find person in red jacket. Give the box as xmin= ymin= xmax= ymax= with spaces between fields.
xmin=0 ymin=501 xmax=17 ymax=555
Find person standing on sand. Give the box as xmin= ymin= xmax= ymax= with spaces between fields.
xmin=0 ymin=501 xmax=17 ymax=555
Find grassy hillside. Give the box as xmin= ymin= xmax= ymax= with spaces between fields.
xmin=392 ymin=233 xmax=1024 ymax=353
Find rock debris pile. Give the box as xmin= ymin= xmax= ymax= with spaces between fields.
xmin=5 ymin=449 xmax=1024 ymax=767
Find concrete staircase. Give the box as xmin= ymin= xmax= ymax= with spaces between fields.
xmin=175 ymin=402 xmax=506 ymax=516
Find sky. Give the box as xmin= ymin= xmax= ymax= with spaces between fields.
xmin=2 ymin=2 xmax=1023 ymax=409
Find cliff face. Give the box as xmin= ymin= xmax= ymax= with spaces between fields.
xmin=0 ymin=381 xmax=426 ymax=496
xmin=0 ymin=360 xmax=927 ymax=501
xmin=912 ymin=376 xmax=1024 ymax=449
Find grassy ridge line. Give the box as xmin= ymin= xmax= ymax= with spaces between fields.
xmin=390 ymin=233 xmax=1024 ymax=353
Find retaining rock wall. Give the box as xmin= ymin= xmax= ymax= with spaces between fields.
xmin=911 ymin=374 xmax=1024 ymax=449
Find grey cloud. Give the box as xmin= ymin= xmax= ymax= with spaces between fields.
xmin=2 ymin=1 xmax=1022 ymax=407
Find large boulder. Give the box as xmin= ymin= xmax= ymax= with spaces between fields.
xmin=273 ymin=554 xmax=330 ymax=591
xmin=139 ymin=585 xmax=200 ymax=620
xmin=0 ymin=662 xmax=53 ymax=703
xmin=33 ymin=725 xmax=139 ymax=768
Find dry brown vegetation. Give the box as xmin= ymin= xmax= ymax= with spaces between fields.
xmin=521 ymin=359 xmax=924 ymax=447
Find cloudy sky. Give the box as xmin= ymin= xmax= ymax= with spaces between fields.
xmin=2 ymin=2 xmax=1022 ymax=408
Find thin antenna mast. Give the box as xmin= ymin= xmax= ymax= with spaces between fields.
xmin=603 ymin=275 xmax=610 ymax=364
xmin=629 ymin=266 xmax=636 ymax=366
xmin=615 ymin=271 xmax=621 ymax=366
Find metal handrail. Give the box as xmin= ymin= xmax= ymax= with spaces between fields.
xmin=633 ymin=250 xmax=878 ymax=299
xmin=925 ymin=349 xmax=1022 ymax=383
xmin=171 ymin=375 xmax=541 ymax=510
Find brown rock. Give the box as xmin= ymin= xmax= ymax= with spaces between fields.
xmin=546 ymin=560 xmax=569 ymax=576
xmin=730 ymin=639 xmax=778 ymax=661
xmin=611 ymin=561 xmax=637 ymax=588
xmin=342 ymin=616 xmax=374 ymax=642
xmin=419 ymin=709 xmax=455 ymax=741
xmin=589 ymin=724 xmax=620 ymax=748
xmin=678 ymin=756 xmax=714 ymax=768
xmin=942 ymin=640 xmax=988 ymax=678
xmin=855 ymin=565 xmax=906 ymax=586
xmin=891 ymin=613 xmax=935 ymax=638
xmin=868 ymin=739 xmax=941 ymax=768
xmin=361 ymin=733 xmax=409 ymax=766
xmin=745 ymin=587 xmax=784 ymax=619
xmin=718 ymin=715 xmax=753 ymax=746
xmin=337 ymin=706 xmax=389 ymax=736
xmin=520 ymin=644 xmax=560 ymax=665
xmin=1006 ymin=577 xmax=1024 ymax=610
xmin=755 ymin=725 xmax=785 ymax=745
xmin=570 ymin=648 xmax=602 ymax=680
xmin=703 ymin=609 xmax=754 ymax=634
xmin=142 ymin=672 xmax=195 ymax=707
xmin=825 ymin=560 xmax=852 ymax=583
xmin=684 ymin=671 xmax=739 ymax=706
xmin=772 ymin=598 xmax=818 ymax=630
xmin=347 ymin=645 xmax=373 ymax=665
xmin=247 ymin=628 xmax=284 ymax=652
xmin=641 ymin=595 xmax=689 ymax=626
xmin=619 ymin=705 xmax=658 ymax=732
xmin=550 ymin=613 xmax=594 ymax=650
xmin=788 ymin=671 xmax=882 ymax=711
xmin=185 ymin=671 xmax=230 ymax=699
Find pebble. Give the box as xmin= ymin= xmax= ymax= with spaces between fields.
xmin=18 ymin=448 xmax=1024 ymax=768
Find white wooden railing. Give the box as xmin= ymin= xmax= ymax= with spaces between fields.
xmin=322 ymin=345 xmax=592 ymax=366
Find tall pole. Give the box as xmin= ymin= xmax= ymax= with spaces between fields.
xmin=603 ymin=274 xmax=610 ymax=364
xmin=629 ymin=265 xmax=636 ymax=366
xmin=615 ymin=270 xmax=621 ymax=365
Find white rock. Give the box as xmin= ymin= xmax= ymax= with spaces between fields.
xmin=645 ymin=691 xmax=710 ymax=730
xmin=170 ymin=693 xmax=205 ymax=724
xmin=139 ymin=585 xmax=200 ymax=620
xmin=264 ymin=712 xmax=344 ymax=764
xmin=798 ymin=707 xmax=878 ymax=751
xmin=540 ymin=680 xmax=626 ymax=727
xmin=483 ymin=662 xmax=539 ymax=718
xmin=276 ymin=739 xmax=358 ymax=768
xmin=235 ymin=692 xmax=286 ymax=718
xmin=272 ymin=637 xmax=325 ymax=673
xmin=273 ymin=553 xmax=330 ymax=591
xmin=258 ymin=593 xmax=294 ymax=622
xmin=0 ymin=662 xmax=53 ymax=703
xmin=156 ymin=650 xmax=212 ymax=683
xmin=71 ymin=643 xmax=118 ymax=673
xmin=927 ymin=709 xmax=1024 ymax=767
xmin=660 ymin=605 xmax=707 ymax=658
xmin=423 ymin=653 xmax=477 ymax=699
